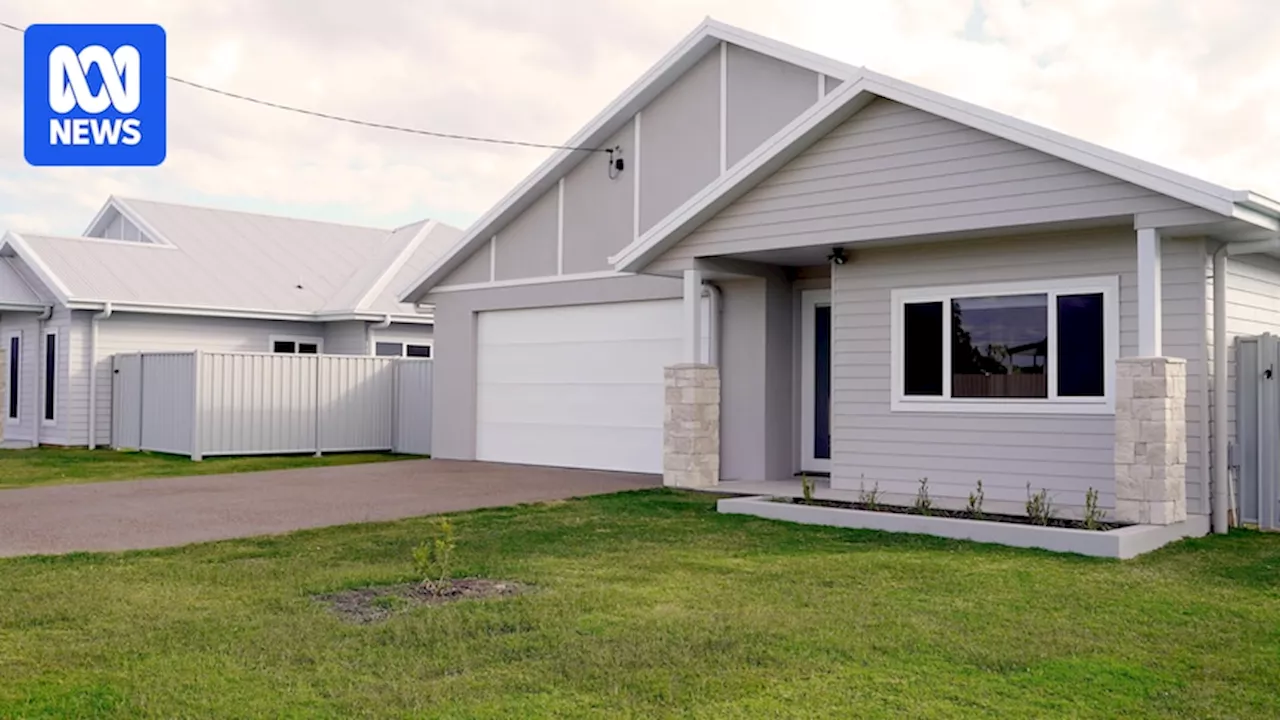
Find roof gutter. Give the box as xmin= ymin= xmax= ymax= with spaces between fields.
xmin=59 ymin=299 xmax=433 ymax=324
xmin=87 ymin=302 xmax=113 ymax=450
xmin=365 ymin=313 xmax=393 ymax=355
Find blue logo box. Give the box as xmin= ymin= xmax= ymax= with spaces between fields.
xmin=24 ymin=23 xmax=167 ymax=167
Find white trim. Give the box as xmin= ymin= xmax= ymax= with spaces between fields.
xmin=353 ymin=220 xmax=439 ymax=311
xmin=82 ymin=196 xmax=174 ymax=247
xmin=2 ymin=232 xmax=75 ymax=304
xmin=1136 ymin=227 xmax=1162 ymax=356
xmin=42 ymin=329 xmax=56 ymax=426
xmin=800 ymin=289 xmax=831 ymax=473
xmin=718 ymin=41 xmax=728 ymax=175
xmin=427 ymin=270 xmax=632 ymax=294
xmin=888 ymin=275 xmax=1120 ymax=415
xmin=268 ymin=334 xmax=324 ymax=354
xmin=556 ymin=178 xmax=565 ymax=275
xmin=682 ymin=269 xmax=703 ymax=363
xmin=818 ymin=72 xmax=825 ymax=100
xmin=373 ymin=338 xmax=434 ymax=358
xmin=488 ymin=235 xmax=496 ymax=282
xmin=4 ymin=330 xmax=20 ymax=423
xmin=633 ymin=111 xmax=642 ymax=240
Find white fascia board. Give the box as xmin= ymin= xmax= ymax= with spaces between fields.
xmin=0 ymin=302 xmax=51 ymax=313
xmin=353 ymin=219 xmax=438 ymax=312
xmin=59 ymin=299 xmax=435 ymax=324
xmin=701 ymin=17 xmax=860 ymax=80
xmin=1 ymin=232 xmax=74 ymax=305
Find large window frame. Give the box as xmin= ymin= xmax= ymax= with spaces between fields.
xmin=43 ymin=330 xmax=57 ymax=425
xmin=890 ymin=275 xmax=1120 ymax=415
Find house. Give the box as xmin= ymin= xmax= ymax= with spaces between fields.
xmin=399 ymin=18 xmax=1280 ymax=537
xmin=0 ymin=196 xmax=459 ymax=449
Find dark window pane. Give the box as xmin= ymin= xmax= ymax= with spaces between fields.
xmin=298 ymin=343 xmax=319 ymax=355
xmin=44 ymin=334 xmax=56 ymax=421
xmin=273 ymin=340 xmax=295 ymax=353
xmin=903 ymin=302 xmax=943 ymax=396
xmin=375 ymin=342 xmax=403 ymax=357
xmin=405 ymin=344 xmax=432 ymax=358
xmin=1057 ymin=293 xmax=1105 ymax=396
xmin=8 ymin=336 xmax=18 ymax=419
xmin=814 ymin=305 xmax=831 ymax=459
xmin=951 ymin=294 xmax=1047 ymax=398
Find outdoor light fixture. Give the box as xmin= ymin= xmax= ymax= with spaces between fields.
xmin=606 ymin=146 xmax=625 ymax=178
xmin=828 ymin=247 xmax=847 ymax=265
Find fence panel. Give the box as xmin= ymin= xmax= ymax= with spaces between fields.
xmin=1236 ymin=334 xmax=1280 ymax=531
xmin=318 ymin=355 xmax=396 ymax=452
xmin=394 ymin=359 xmax=433 ymax=455
xmin=138 ymin=352 xmax=195 ymax=456
xmin=199 ymin=352 xmax=319 ymax=455
xmin=111 ymin=353 xmax=143 ymax=450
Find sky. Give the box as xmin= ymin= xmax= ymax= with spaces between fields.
xmin=0 ymin=0 xmax=1276 ymax=237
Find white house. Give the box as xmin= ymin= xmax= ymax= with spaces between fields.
xmin=0 ymin=196 xmax=459 ymax=449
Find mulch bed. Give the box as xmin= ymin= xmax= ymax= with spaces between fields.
xmin=774 ymin=497 xmax=1123 ymax=532
xmin=315 ymin=578 xmax=528 ymax=624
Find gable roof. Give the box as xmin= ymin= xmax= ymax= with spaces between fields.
xmin=612 ymin=68 xmax=1280 ymax=272
xmin=2 ymin=197 xmax=461 ymax=322
xmin=0 ymin=256 xmax=48 ymax=311
xmin=397 ymin=17 xmax=858 ymax=303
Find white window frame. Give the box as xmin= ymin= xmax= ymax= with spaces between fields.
xmin=268 ymin=334 xmax=324 ymax=354
xmin=372 ymin=338 xmax=434 ymax=358
xmin=890 ymin=275 xmax=1120 ymax=415
xmin=5 ymin=330 xmax=20 ymax=423
xmin=43 ymin=329 xmax=57 ymax=426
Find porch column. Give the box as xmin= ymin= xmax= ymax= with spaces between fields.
xmin=1137 ymin=227 xmax=1162 ymax=356
xmin=682 ymin=268 xmax=703 ymax=363
xmin=1115 ymin=357 xmax=1187 ymax=525
xmin=663 ymin=364 xmax=720 ymax=488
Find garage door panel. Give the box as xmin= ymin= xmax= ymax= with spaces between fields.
xmin=476 ymin=422 xmax=661 ymax=473
xmin=477 ymin=338 xmax=681 ymax=385
xmin=479 ymin=300 xmax=692 ymax=344
xmin=477 ymin=381 xmax=663 ymax=427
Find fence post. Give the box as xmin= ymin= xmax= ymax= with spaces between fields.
xmin=190 ymin=350 xmax=203 ymax=461
xmin=313 ymin=354 xmax=323 ymax=457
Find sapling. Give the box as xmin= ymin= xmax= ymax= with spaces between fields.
xmin=1025 ymin=483 xmax=1055 ymax=526
xmin=412 ymin=517 xmax=457 ymax=591
xmin=858 ymin=478 xmax=882 ymax=511
xmin=801 ymin=473 xmax=815 ymax=503
xmin=914 ymin=477 xmax=933 ymax=516
xmin=967 ymin=479 xmax=985 ymax=519
xmin=1083 ymin=487 xmax=1106 ymax=530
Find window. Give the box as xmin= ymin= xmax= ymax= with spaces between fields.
xmin=44 ymin=331 xmax=56 ymax=423
xmin=891 ymin=276 xmax=1118 ymax=414
xmin=374 ymin=341 xmax=432 ymax=358
xmin=6 ymin=333 xmax=18 ymax=420
xmin=269 ymin=336 xmax=322 ymax=354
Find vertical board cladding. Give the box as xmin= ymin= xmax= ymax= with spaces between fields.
xmin=111 ymin=353 xmax=142 ymax=449
xmin=1216 ymin=254 xmax=1280 ymax=467
xmin=638 ymin=47 xmax=721 ymax=234
xmin=829 ymin=229 xmax=1208 ymax=515
xmin=493 ymin=187 xmax=559 ymax=281
xmin=439 ymin=240 xmax=492 ymax=286
xmin=318 ymin=355 xmax=396 ymax=451
xmin=394 ymin=359 xmax=433 ymax=455
xmin=198 ymin=352 xmax=318 ymax=455
xmin=725 ymin=44 xmax=820 ymax=168
xmin=138 ymin=352 xmax=195 ymax=456
xmin=562 ymin=118 xmax=636 ymax=274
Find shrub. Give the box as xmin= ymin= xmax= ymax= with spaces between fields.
xmin=967 ymin=480 xmax=985 ymax=520
xmin=914 ymin=477 xmax=933 ymax=516
xmin=1025 ymin=483 xmax=1055 ymax=526
xmin=858 ymin=478 xmax=882 ymax=511
xmin=412 ymin=517 xmax=457 ymax=590
xmin=1083 ymin=487 xmax=1106 ymax=530
xmin=801 ymin=473 xmax=815 ymax=503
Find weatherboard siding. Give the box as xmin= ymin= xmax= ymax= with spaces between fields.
xmin=435 ymin=42 xmax=825 ymax=289
xmin=829 ymin=229 xmax=1208 ymax=515
xmin=0 ymin=313 xmax=39 ymax=446
xmin=659 ymin=99 xmax=1194 ymax=261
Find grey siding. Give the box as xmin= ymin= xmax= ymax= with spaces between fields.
xmin=0 ymin=312 xmax=39 ymax=446
xmin=638 ymin=48 xmax=720 ymax=234
xmin=829 ymin=228 xmax=1208 ymax=515
xmin=371 ymin=323 xmax=434 ymax=351
xmin=493 ymin=188 xmax=558 ymax=281
xmin=439 ymin=239 xmax=491 ymax=287
xmin=323 ymin=321 xmax=370 ymax=355
xmin=562 ymin=119 xmax=635 ymax=274
xmin=726 ymin=45 xmax=820 ymax=168
xmin=659 ymin=98 xmax=1194 ymax=261
xmin=427 ymin=275 xmax=682 ymax=461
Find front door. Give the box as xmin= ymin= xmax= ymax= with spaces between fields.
xmin=801 ymin=290 xmax=831 ymax=474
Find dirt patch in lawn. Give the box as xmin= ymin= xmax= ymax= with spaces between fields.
xmin=316 ymin=579 xmax=528 ymax=624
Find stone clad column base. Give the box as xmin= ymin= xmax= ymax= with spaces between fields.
xmin=1114 ymin=357 xmax=1187 ymax=525
xmin=663 ymin=364 xmax=720 ymax=488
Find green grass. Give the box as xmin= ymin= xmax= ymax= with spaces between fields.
xmin=0 ymin=447 xmax=413 ymax=489
xmin=0 ymin=489 xmax=1277 ymax=719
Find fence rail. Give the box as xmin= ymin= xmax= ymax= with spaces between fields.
xmin=111 ymin=351 xmax=432 ymax=459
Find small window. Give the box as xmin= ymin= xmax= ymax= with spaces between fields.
xmin=273 ymin=340 xmax=296 ymax=354
xmin=405 ymin=344 xmax=432 ymax=358
xmin=270 ymin=336 xmax=322 ymax=355
xmin=375 ymin=342 xmax=403 ymax=357
xmin=298 ymin=343 xmax=319 ymax=355
xmin=892 ymin=277 xmax=1117 ymax=414
xmin=44 ymin=331 xmax=56 ymax=422
xmin=6 ymin=334 xmax=19 ymax=420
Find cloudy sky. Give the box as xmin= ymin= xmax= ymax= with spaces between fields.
xmin=0 ymin=0 xmax=1275 ymax=236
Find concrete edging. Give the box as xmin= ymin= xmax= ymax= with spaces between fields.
xmin=717 ymin=495 xmax=1211 ymax=559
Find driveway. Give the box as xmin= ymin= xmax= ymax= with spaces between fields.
xmin=0 ymin=459 xmax=659 ymax=557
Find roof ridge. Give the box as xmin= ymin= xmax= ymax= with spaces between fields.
xmin=116 ymin=196 xmax=393 ymax=232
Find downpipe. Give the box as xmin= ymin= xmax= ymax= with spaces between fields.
xmin=1212 ymin=244 xmax=1229 ymax=535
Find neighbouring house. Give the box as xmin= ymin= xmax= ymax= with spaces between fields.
xmin=399 ymin=17 xmax=1280 ymax=538
xmin=0 ymin=196 xmax=459 ymax=449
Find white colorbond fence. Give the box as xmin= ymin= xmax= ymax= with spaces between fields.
xmin=110 ymin=351 xmax=433 ymax=459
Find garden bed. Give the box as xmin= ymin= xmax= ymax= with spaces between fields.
xmin=774 ymin=496 xmax=1124 ymax=531
xmin=316 ymin=578 xmax=527 ymax=623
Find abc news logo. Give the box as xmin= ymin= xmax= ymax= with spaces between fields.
xmin=48 ymin=44 xmax=143 ymax=146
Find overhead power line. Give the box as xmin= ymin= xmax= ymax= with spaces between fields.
xmin=0 ymin=20 xmax=606 ymax=153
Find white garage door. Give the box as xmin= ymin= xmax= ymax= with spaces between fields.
xmin=476 ymin=298 xmax=709 ymax=473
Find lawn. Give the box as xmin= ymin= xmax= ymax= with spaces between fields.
xmin=0 ymin=489 xmax=1277 ymax=719
xmin=0 ymin=447 xmax=412 ymax=489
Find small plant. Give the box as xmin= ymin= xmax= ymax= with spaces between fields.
xmin=1025 ymin=483 xmax=1055 ymax=526
xmin=412 ymin=517 xmax=457 ymax=591
xmin=967 ymin=479 xmax=985 ymax=520
xmin=1083 ymin=487 xmax=1106 ymax=530
xmin=914 ymin=477 xmax=933 ymax=516
xmin=858 ymin=477 xmax=882 ymax=511
xmin=800 ymin=473 xmax=815 ymax=503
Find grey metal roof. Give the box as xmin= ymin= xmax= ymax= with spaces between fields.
xmin=7 ymin=197 xmax=460 ymax=317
